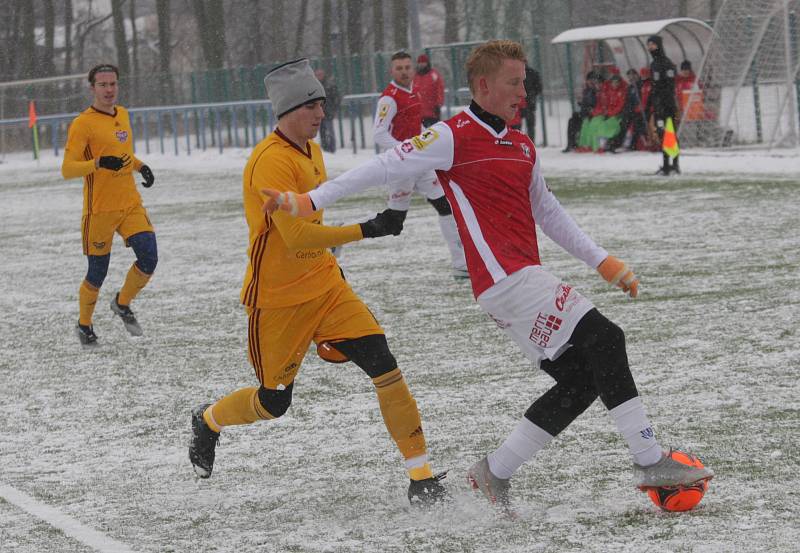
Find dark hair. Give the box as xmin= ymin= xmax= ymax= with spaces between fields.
xmin=88 ymin=64 xmax=119 ymax=84
xmin=680 ymin=60 xmax=692 ymax=71
xmin=391 ymin=51 xmax=412 ymax=62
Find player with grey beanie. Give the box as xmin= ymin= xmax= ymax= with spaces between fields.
xmin=264 ymin=58 xmax=326 ymax=119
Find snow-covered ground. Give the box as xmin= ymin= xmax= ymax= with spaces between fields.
xmin=1 ymin=145 xmax=799 ymax=552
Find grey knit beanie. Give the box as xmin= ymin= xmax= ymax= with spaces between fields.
xmin=264 ymin=59 xmax=326 ymax=118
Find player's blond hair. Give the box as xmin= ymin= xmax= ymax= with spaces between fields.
xmin=465 ymin=40 xmax=527 ymax=94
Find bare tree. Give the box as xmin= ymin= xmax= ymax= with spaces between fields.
xmin=503 ymin=0 xmax=523 ymax=41
xmin=346 ymin=0 xmax=364 ymax=54
xmin=111 ymin=0 xmax=130 ymax=75
xmin=392 ymin=0 xmax=408 ymax=49
xmin=269 ymin=0 xmax=286 ymax=61
xmin=373 ymin=2 xmax=385 ymax=51
xmin=192 ymin=0 xmax=226 ymax=69
xmin=293 ymin=0 xmax=309 ymax=57
xmin=444 ymin=0 xmax=459 ymax=44
xmin=156 ymin=0 xmax=174 ymax=101
xmin=480 ymin=0 xmax=496 ymax=39
xmin=64 ymin=0 xmax=74 ymax=74
xmin=42 ymin=0 xmax=56 ymax=75
xmin=19 ymin=0 xmax=36 ymax=79
xmin=321 ymin=0 xmax=333 ymax=60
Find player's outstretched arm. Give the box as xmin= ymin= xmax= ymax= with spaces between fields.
xmin=597 ymin=255 xmax=639 ymax=298
xmin=261 ymin=189 xmax=315 ymax=217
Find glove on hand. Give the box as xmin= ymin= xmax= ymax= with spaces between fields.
xmin=360 ymin=209 xmax=407 ymax=238
xmin=98 ymin=154 xmax=131 ymax=171
xmin=261 ymin=189 xmax=315 ymax=217
xmin=597 ymin=255 xmax=639 ymax=298
xmin=139 ymin=165 xmax=155 ymax=188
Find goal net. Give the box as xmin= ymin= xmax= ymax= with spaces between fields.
xmin=679 ymin=0 xmax=800 ymax=149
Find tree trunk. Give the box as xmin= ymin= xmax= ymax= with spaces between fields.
xmin=346 ymin=0 xmax=364 ymax=55
xmin=128 ymin=0 xmax=140 ymax=105
xmin=293 ymin=0 xmax=309 ymax=57
xmin=156 ymin=0 xmax=173 ymax=102
xmin=270 ymin=0 xmax=286 ymax=61
xmin=64 ymin=0 xmax=74 ymax=75
xmin=111 ymin=0 xmax=130 ymax=76
xmin=444 ymin=0 xmax=459 ymax=44
xmin=321 ymin=0 xmax=332 ymax=60
xmin=246 ymin=0 xmax=263 ymax=66
xmin=392 ymin=0 xmax=408 ymax=49
xmin=192 ymin=0 xmax=226 ymax=69
xmin=373 ymin=1 xmax=384 ymax=51
xmin=503 ymin=0 xmax=522 ymax=41
xmin=480 ymin=0 xmax=496 ymax=39
xmin=19 ymin=0 xmax=36 ymax=79
xmin=42 ymin=0 xmax=56 ymax=75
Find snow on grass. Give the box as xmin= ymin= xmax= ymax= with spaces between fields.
xmin=1 ymin=149 xmax=798 ymax=552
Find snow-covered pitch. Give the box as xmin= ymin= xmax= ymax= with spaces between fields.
xmin=1 ymin=146 xmax=798 ymax=552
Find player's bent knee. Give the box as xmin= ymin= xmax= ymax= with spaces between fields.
xmin=257 ymin=383 xmax=294 ymax=418
xmin=128 ymin=231 xmax=158 ymax=274
xmin=330 ymin=334 xmax=397 ymax=378
xmin=427 ymin=196 xmax=452 ymax=216
xmin=85 ymin=254 xmax=111 ymax=288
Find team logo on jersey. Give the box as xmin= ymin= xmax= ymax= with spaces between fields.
xmin=115 ymin=130 xmax=128 ymax=143
xmin=411 ymin=128 xmax=439 ymax=150
xmin=529 ymin=312 xmax=563 ymax=348
xmin=495 ymin=139 xmax=513 ymax=146
xmin=378 ymin=104 xmax=389 ymax=122
xmin=520 ymin=143 xmax=531 ymax=158
xmin=400 ymin=141 xmax=414 ymax=153
xmin=456 ymin=118 xmax=471 ymax=128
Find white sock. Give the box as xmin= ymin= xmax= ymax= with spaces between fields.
xmin=487 ymin=418 xmax=554 ymax=479
xmin=436 ymin=214 xmax=467 ymax=271
xmin=609 ymin=396 xmax=662 ymax=466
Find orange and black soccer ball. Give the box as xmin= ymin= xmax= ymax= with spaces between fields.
xmin=645 ymin=451 xmax=711 ymax=512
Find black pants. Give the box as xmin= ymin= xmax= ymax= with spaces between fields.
xmin=320 ymin=117 xmax=336 ymax=153
xmin=564 ymin=112 xmax=584 ymax=150
xmin=524 ymin=309 xmax=639 ymax=437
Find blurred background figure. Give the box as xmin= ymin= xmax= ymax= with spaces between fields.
xmin=413 ymin=54 xmax=445 ymax=128
xmin=563 ymin=71 xmax=601 ymax=152
xmin=520 ymin=64 xmax=542 ymax=140
xmin=315 ymin=68 xmax=340 ymax=153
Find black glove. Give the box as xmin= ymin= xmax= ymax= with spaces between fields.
xmin=360 ymin=209 xmax=407 ymax=238
xmin=97 ymin=154 xmax=131 ymax=171
xmin=139 ymin=165 xmax=155 ymax=188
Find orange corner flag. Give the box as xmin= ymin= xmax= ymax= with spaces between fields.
xmin=662 ymin=117 xmax=679 ymax=160
xmin=28 ymin=100 xmax=38 ymax=128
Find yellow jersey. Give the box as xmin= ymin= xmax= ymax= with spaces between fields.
xmin=61 ymin=105 xmax=143 ymax=214
xmin=240 ymin=129 xmax=363 ymax=309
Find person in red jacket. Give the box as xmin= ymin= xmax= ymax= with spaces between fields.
xmin=412 ymin=54 xmax=446 ymax=128
xmin=585 ymin=72 xmax=626 ymax=151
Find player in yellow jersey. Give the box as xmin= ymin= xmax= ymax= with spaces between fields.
xmin=61 ymin=64 xmax=157 ymax=346
xmin=188 ymin=59 xmax=446 ymax=505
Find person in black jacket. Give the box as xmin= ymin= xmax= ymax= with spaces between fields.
xmin=315 ymin=68 xmax=340 ymax=153
xmin=520 ymin=65 xmax=542 ymax=141
xmin=645 ymin=35 xmax=680 ymax=175
xmin=563 ymin=71 xmax=600 ymax=152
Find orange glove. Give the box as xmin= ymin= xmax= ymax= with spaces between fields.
xmin=261 ymin=189 xmax=315 ymax=217
xmin=597 ymin=255 xmax=639 ymax=298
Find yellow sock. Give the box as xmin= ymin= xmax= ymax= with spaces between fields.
xmin=204 ymin=387 xmax=274 ymax=431
xmin=78 ymin=280 xmax=99 ymax=326
xmin=372 ymin=368 xmax=432 ymax=479
xmin=118 ymin=263 xmax=151 ymax=306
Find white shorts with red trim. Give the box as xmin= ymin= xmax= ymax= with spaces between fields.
xmin=477 ymin=265 xmax=595 ymax=366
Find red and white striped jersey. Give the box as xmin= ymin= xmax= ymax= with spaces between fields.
xmin=373 ymin=81 xmax=423 ymax=150
xmin=311 ymin=105 xmax=607 ymax=298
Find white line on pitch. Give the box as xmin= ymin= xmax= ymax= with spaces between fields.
xmin=0 ymin=482 xmax=139 ymax=553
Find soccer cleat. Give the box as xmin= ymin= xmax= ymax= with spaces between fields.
xmin=452 ymin=268 xmax=470 ymax=280
xmin=189 ymin=403 xmax=220 ymax=478
xmin=110 ymin=293 xmax=143 ymax=336
xmin=633 ymin=448 xmax=714 ymax=489
xmin=75 ymin=324 xmax=98 ymax=347
xmin=467 ymin=457 xmax=512 ymax=510
xmin=408 ymin=471 xmax=448 ymax=506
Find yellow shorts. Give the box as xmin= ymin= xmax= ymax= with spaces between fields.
xmin=82 ymin=204 xmax=154 ymax=256
xmin=247 ymin=278 xmax=384 ymax=389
